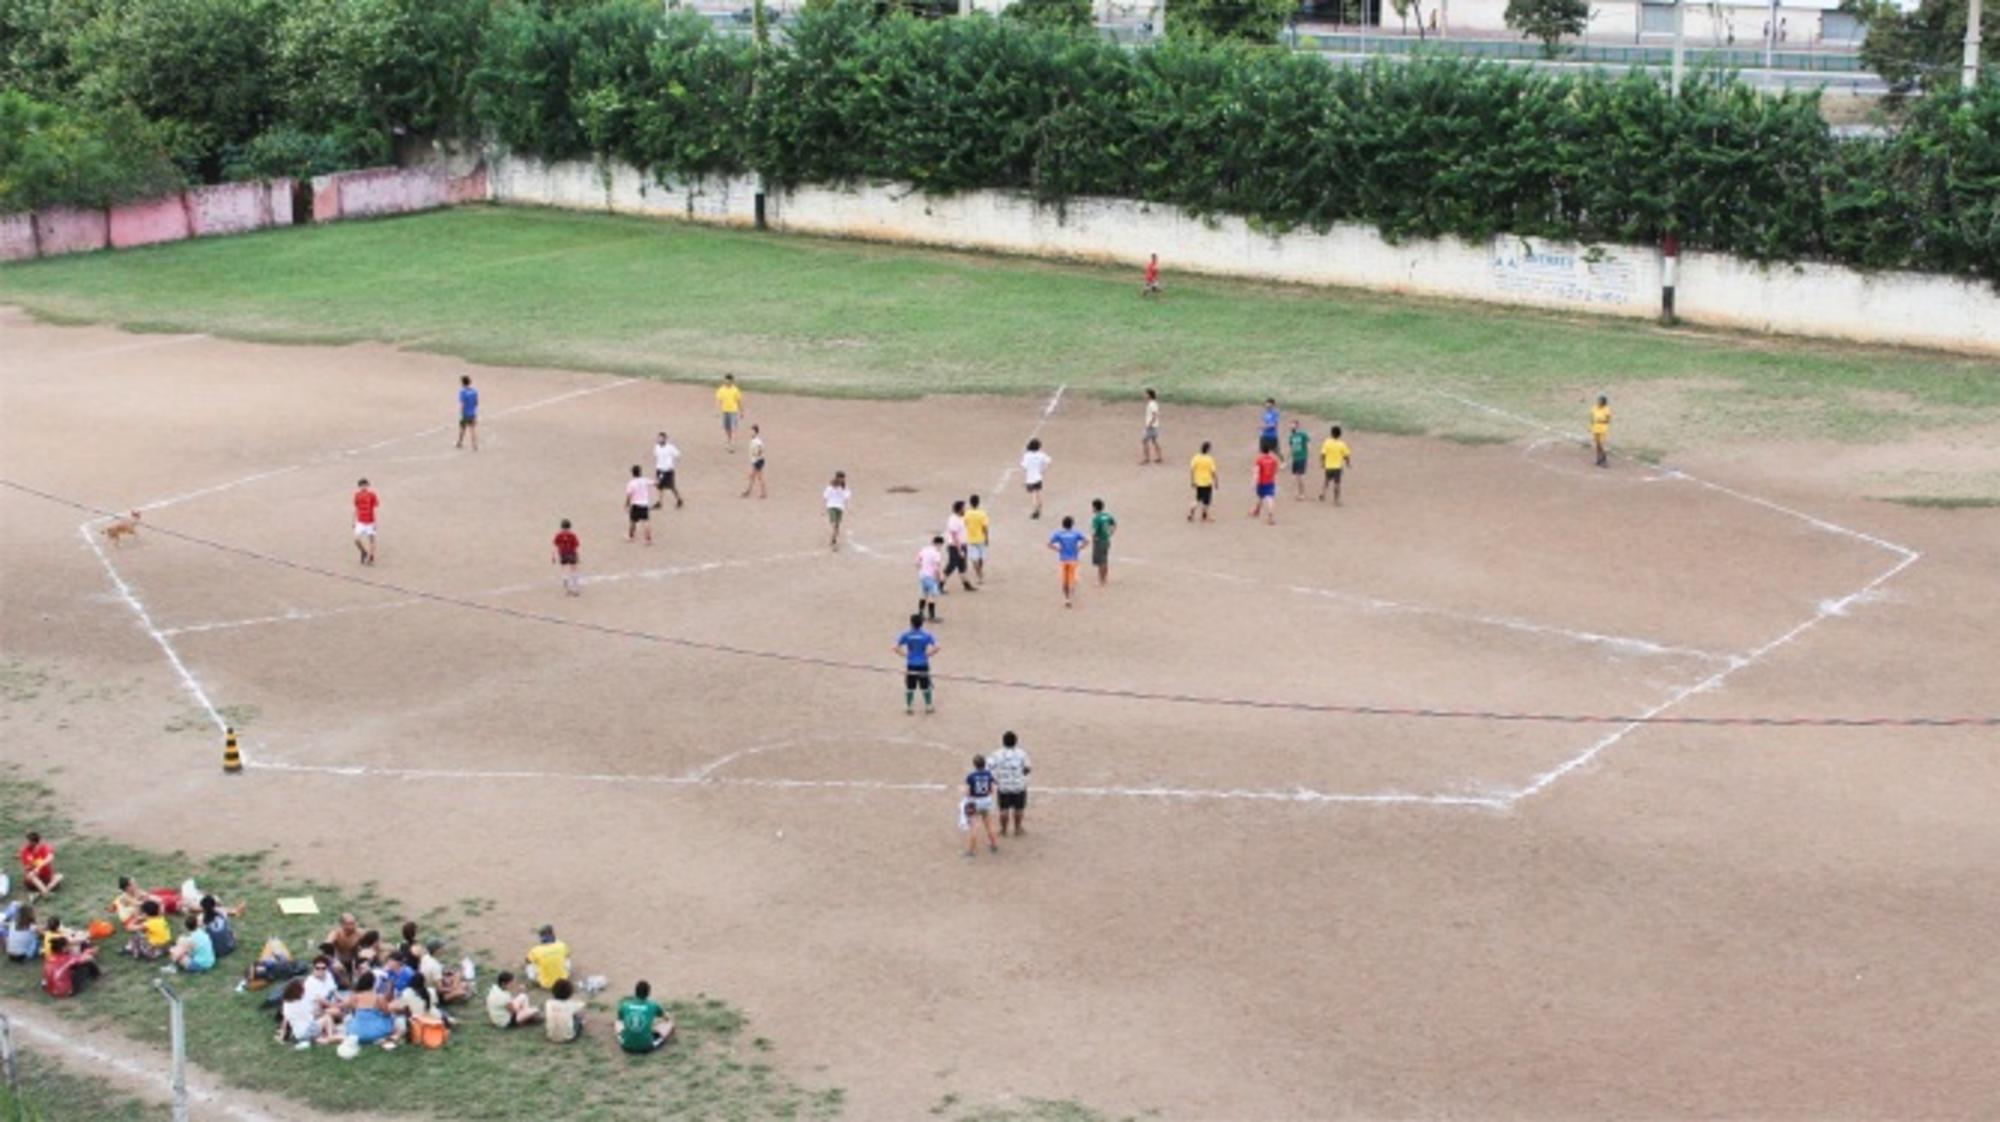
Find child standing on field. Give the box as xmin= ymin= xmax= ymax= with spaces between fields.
xmin=963 ymin=755 xmax=998 ymax=856
xmin=552 ymin=519 xmax=580 ymax=596
xmin=916 ymin=536 xmax=945 ymax=622
xmin=944 ymin=501 xmax=975 ymax=593
xmin=1020 ymin=439 xmax=1051 ymax=520
xmin=625 ymin=466 xmax=654 ymax=545
xmin=1142 ymin=254 xmax=1162 ymax=298
xmin=895 ymin=613 xmax=939 ymax=715
xmin=963 ymin=494 xmax=989 ymax=585
xmin=1250 ymin=448 xmax=1279 ymax=525
xmin=1288 ymin=420 xmax=1311 ymax=499
xmin=1047 ymin=516 xmax=1088 ymax=608
xmin=456 ymin=376 xmax=479 ymax=451
xmin=742 ymin=425 xmax=767 ymax=498
xmin=823 ymin=471 xmax=851 ymax=551
xmin=1140 ymin=388 xmax=1163 ymax=464
xmin=352 ymin=479 xmax=379 ymax=566
xmin=1590 ymin=395 xmax=1612 ymax=468
xmin=1188 ymin=442 xmax=1218 ymax=523
xmin=1319 ymin=426 xmax=1353 ymax=504
xmin=652 ymin=433 xmax=684 ymax=509
xmin=717 ymin=375 xmax=745 ymax=451
xmin=1089 ymin=498 xmax=1117 ymax=586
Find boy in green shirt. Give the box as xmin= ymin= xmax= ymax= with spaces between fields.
xmin=1089 ymin=498 xmax=1117 ymax=587
xmin=1288 ymin=421 xmax=1312 ymax=499
xmin=617 ymin=980 xmax=674 ymax=1054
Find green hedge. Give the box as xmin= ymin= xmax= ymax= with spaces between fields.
xmin=470 ymin=2 xmax=1999 ymax=281
xmin=0 ymin=90 xmax=184 ymax=212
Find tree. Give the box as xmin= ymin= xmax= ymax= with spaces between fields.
xmin=1169 ymin=0 xmax=1298 ymax=43
xmin=1846 ymin=0 xmax=2000 ymax=92
xmin=1504 ymin=0 xmax=1589 ymax=56
xmin=1004 ymin=0 xmax=1094 ymax=30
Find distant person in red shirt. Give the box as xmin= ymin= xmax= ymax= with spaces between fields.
xmin=41 ymin=935 xmax=99 ymax=998
xmin=552 ymin=519 xmax=581 ymax=597
xmin=19 ymin=831 xmax=61 ymax=900
xmin=352 ymin=479 xmax=379 ymax=566
xmin=1250 ymin=450 xmax=1279 ymax=525
xmin=1142 ymin=253 xmax=1162 ymax=298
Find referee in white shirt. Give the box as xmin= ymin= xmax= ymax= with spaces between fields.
xmin=991 ymin=731 xmax=1032 ymax=837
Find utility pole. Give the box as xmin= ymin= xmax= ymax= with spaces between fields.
xmin=156 ymin=980 xmax=189 ymax=1122
xmin=1966 ymin=0 xmax=1985 ymax=90
xmin=1671 ymin=0 xmax=1685 ymax=96
xmin=1764 ymin=0 xmax=1777 ymax=68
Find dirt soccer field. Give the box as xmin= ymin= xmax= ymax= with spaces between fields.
xmin=4 ymin=308 xmax=1999 ymax=1119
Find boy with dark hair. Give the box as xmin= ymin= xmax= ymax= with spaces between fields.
xmin=991 ymin=731 xmax=1032 ymax=837
xmin=1188 ymin=442 xmax=1218 ymax=523
xmin=1048 ymin=516 xmax=1088 ymax=608
xmin=963 ymin=755 xmax=998 ymax=857
xmin=895 ymin=614 xmax=939 ymax=715
xmin=1089 ymin=499 xmax=1117 ymax=586
xmin=963 ymin=494 xmax=990 ymax=585
xmin=352 ymin=480 xmax=379 ymax=565
xmin=456 ymin=375 xmax=479 ymax=451
xmin=552 ymin=519 xmax=581 ymax=596
xmin=1319 ymin=426 xmax=1353 ymax=505
xmin=1020 ymin=439 xmax=1051 ymax=520
xmin=944 ymin=501 xmax=975 ymax=592
xmin=1288 ymin=420 xmax=1311 ymax=499
xmin=916 ymin=536 xmax=945 ymax=622
xmin=618 ymin=980 xmax=675 ymax=1053
xmin=625 ymin=466 xmax=654 ymax=545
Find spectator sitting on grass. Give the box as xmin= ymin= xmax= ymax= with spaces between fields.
xmin=325 ymin=913 xmax=363 ymax=977
xmin=525 ymin=924 xmax=570 ymax=990
xmin=41 ymin=936 xmax=99 ymax=998
xmin=392 ymin=972 xmax=440 ymax=1031
xmin=344 ymin=969 xmax=401 ymax=1050
xmin=543 ymin=979 xmax=586 ymax=1044
xmin=354 ymin=928 xmax=383 ymax=972
xmin=414 ymin=942 xmax=470 ymax=1005
xmin=617 ymin=980 xmax=674 ymax=1054
xmin=121 ymin=899 xmax=170 ymax=960
xmin=486 ymin=971 xmax=543 ymax=1029
xmin=375 ymin=950 xmax=415 ymax=996
xmin=199 ymin=895 xmax=239 ymax=957
xmin=169 ymin=913 xmax=215 ymax=974
xmin=280 ymin=977 xmax=345 ymax=1050
xmin=302 ymin=955 xmax=346 ymax=1027
xmin=316 ymin=941 xmax=354 ymax=990
xmin=6 ymin=905 xmax=39 ymax=962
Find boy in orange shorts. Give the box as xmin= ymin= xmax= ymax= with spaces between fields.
xmin=1047 ymin=516 xmax=1088 ymax=609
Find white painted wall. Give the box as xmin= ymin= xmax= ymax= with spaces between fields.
xmin=487 ymin=156 xmax=2000 ymax=355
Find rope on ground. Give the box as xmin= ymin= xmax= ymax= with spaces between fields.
xmin=11 ymin=478 xmax=1994 ymax=732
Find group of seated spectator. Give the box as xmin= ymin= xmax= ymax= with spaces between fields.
xmin=265 ymin=913 xmax=475 ymax=1051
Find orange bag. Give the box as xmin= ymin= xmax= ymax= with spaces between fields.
xmin=410 ymin=1016 xmax=450 ymax=1050
xmin=87 ymin=920 xmax=115 ymax=942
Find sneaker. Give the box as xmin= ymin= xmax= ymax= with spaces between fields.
xmin=294 ymin=1041 xmax=311 ymax=1051
xmin=989 ymin=844 xmax=998 ymax=854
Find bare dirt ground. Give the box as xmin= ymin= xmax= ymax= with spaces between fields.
xmin=4 ymin=310 xmax=1999 ymax=1119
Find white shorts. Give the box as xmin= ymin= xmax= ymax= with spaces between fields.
xmin=968 ymin=544 xmax=986 ymax=562
xmin=354 ymin=522 xmax=377 ymax=538
xmin=969 ymin=795 xmax=994 ymax=815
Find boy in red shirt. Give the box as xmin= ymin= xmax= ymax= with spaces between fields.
xmin=352 ymin=479 xmax=379 ymax=566
xmin=1142 ymin=253 xmax=1161 ymax=298
xmin=552 ymin=519 xmax=581 ymax=596
xmin=42 ymin=935 xmax=99 ymax=998
xmin=19 ymin=831 xmax=61 ymax=900
xmin=1249 ymin=450 xmax=1279 ymax=525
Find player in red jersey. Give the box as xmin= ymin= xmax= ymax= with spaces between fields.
xmin=352 ymin=479 xmax=379 ymax=565
xmin=1249 ymin=451 xmax=1279 ymax=525
xmin=552 ymin=519 xmax=581 ymax=596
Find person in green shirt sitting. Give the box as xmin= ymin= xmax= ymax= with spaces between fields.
xmin=1288 ymin=421 xmax=1312 ymax=500
xmin=1089 ymin=499 xmax=1118 ymax=587
xmin=617 ymin=980 xmax=675 ymax=1054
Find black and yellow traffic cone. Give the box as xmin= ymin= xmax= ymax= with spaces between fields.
xmin=222 ymin=728 xmax=242 ymax=774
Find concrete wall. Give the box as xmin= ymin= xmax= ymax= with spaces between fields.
xmin=488 ymin=155 xmax=2000 ymax=356
xmin=2 ymin=179 xmax=295 ymax=263
xmin=312 ymin=165 xmax=487 ymax=223
xmin=108 ymin=195 xmax=192 ymax=249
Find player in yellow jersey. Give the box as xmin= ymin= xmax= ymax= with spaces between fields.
xmin=1317 ymin=425 xmax=1353 ymax=504
xmin=1187 ymin=441 xmax=1219 ymax=523
xmin=716 ymin=374 xmax=745 ymax=452
xmin=963 ymin=493 xmax=990 ymax=586
xmin=1590 ymin=395 xmax=1611 ymax=468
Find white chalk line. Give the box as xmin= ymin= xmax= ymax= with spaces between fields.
xmin=991 ymin=384 xmax=1066 ymax=496
xmin=1 ymin=1005 xmax=280 ymax=1122
xmin=1121 ymin=556 xmax=1735 ymax=665
xmin=11 ymin=331 xmax=209 ymax=363
xmin=79 ymin=521 xmax=229 ymax=733
xmin=1434 ymin=388 xmax=1925 ymax=801
xmin=1520 ymin=435 xmax=1677 ymax=483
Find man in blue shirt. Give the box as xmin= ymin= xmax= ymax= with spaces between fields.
xmin=1258 ymin=398 xmax=1280 ymax=454
xmin=457 ymin=375 xmax=480 ymax=451
xmin=893 ymin=614 xmax=939 ymax=714
xmin=1047 ymin=516 xmax=1089 ymax=609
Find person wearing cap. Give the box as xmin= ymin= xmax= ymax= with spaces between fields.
xmin=524 ymin=925 xmax=570 ymax=990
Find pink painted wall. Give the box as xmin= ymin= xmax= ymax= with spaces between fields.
xmin=0 ymin=213 xmax=35 ymax=262
xmin=108 ymin=195 xmax=192 ymax=249
xmin=32 ymin=206 xmax=109 ymax=257
xmin=267 ymin=180 xmax=296 ymax=228
xmin=187 ymin=180 xmax=282 ymax=236
xmin=312 ymin=165 xmax=484 ymax=222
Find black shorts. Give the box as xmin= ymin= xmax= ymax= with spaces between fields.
xmin=459 ymin=415 xmax=476 ymax=427
xmin=1025 ymin=481 xmax=1043 ymax=493
xmin=1194 ymin=485 xmax=1213 ymax=505
xmin=752 ymin=459 xmax=765 ymax=471
xmin=1290 ymin=459 xmax=1307 ymax=476
xmin=1259 ymin=435 xmax=1278 ymax=454
xmin=904 ymin=670 xmax=932 ymax=691
xmin=997 ymin=790 xmax=1027 ymax=811
xmin=629 ymin=504 xmax=649 ymax=523
xmin=1324 ymin=467 xmax=1343 ymax=482
xmin=1091 ymin=539 xmax=1109 ymax=566
xmin=656 ymin=470 xmax=676 ymax=490
xmin=558 ymin=552 xmax=578 ymax=566
xmin=944 ymin=546 xmax=966 ymax=575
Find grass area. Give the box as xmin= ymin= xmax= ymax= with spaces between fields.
xmin=0 ymin=765 xmax=841 ymax=1120
xmin=0 ymin=1053 xmax=166 ymax=1121
xmin=1 ymin=206 xmax=1995 ymax=450
xmin=1877 ymin=495 xmax=2000 ymax=509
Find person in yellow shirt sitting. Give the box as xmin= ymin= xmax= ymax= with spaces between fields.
xmin=1318 ymin=426 xmax=1354 ymax=505
xmin=1187 ymin=442 xmax=1219 ymax=523
xmin=1590 ymin=395 xmax=1612 ymax=468
xmin=716 ymin=375 xmax=745 ymax=452
xmin=121 ymin=899 xmax=172 ymax=961
xmin=525 ymin=924 xmax=571 ymax=989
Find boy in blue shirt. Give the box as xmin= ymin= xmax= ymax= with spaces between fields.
xmin=1047 ymin=516 xmax=1088 ymax=609
xmin=963 ymin=754 xmax=998 ymax=857
xmin=1258 ymin=398 xmax=1280 ymax=454
xmin=893 ymin=614 xmax=939 ymax=715
xmin=456 ymin=375 xmax=479 ymax=451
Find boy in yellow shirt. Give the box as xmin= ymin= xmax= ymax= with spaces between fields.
xmin=963 ymin=494 xmax=990 ymax=586
xmin=1187 ymin=442 xmax=1219 ymax=523
xmin=1590 ymin=395 xmax=1611 ymax=468
xmin=525 ymin=924 xmax=571 ymax=989
xmin=716 ymin=375 xmax=745 ymax=452
xmin=1318 ymin=426 xmax=1354 ymax=505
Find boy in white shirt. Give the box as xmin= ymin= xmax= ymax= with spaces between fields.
xmin=1141 ymin=389 xmax=1162 ymax=465
xmin=823 ymin=471 xmax=851 ymax=551
xmin=1020 ymin=439 xmax=1051 ymax=520
xmin=651 ymin=433 xmax=683 ymax=509
xmin=624 ymin=466 xmax=654 ymax=545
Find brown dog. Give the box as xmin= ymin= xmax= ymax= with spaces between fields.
xmin=102 ymin=510 xmax=141 ymax=545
